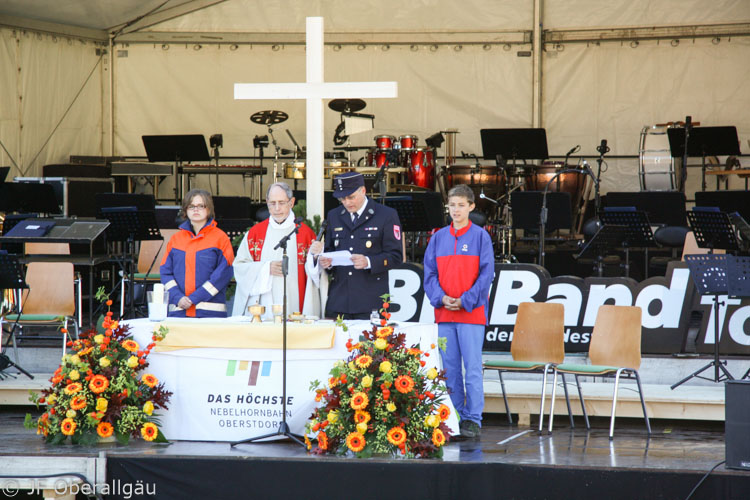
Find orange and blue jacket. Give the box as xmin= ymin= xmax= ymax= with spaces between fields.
xmin=423 ymin=221 xmax=494 ymax=325
xmin=160 ymin=219 xmax=235 ymax=318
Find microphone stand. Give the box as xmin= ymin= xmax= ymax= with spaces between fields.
xmin=538 ymin=165 xmax=599 ymax=268
xmin=681 ymin=116 xmax=692 ymax=193
xmin=232 ymin=220 xmax=306 ymax=448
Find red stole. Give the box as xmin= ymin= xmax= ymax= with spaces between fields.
xmin=245 ymin=218 xmax=317 ymax=310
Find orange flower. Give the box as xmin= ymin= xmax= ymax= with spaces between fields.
xmin=407 ymin=348 xmax=422 ymax=356
xmin=318 ymin=431 xmax=329 ymax=450
xmin=394 ymin=375 xmax=415 ymax=394
xmin=438 ymin=404 xmax=451 ymax=421
xmin=353 ymin=410 xmax=371 ymax=424
xmin=141 ymin=374 xmax=158 ymax=388
xmin=376 ymin=326 xmax=394 ymax=338
xmin=386 ymin=427 xmax=407 ymax=446
xmin=432 ymin=428 xmax=446 ymax=447
xmin=350 ymin=392 xmax=369 ymax=410
xmin=97 ymin=422 xmax=114 ymax=438
xmin=70 ymin=396 xmax=87 ymax=410
xmin=328 ymin=376 xmax=339 ymax=388
xmin=60 ymin=418 xmax=77 ymax=436
xmin=141 ymin=422 xmax=158 ymax=441
xmin=346 ymin=432 xmax=366 ymax=452
xmin=89 ymin=375 xmax=109 ymax=394
xmin=122 ymin=339 xmax=140 ymax=352
xmin=354 ymin=354 xmax=372 ymax=369
xmin=63 ymin=382 xmax=82 ymax=395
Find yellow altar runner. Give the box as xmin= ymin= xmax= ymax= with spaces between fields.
xmin=153 ymin=320 xmax=337 ymax=351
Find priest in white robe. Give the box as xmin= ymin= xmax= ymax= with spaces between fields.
xmin=232 ymin=182 xmax=322 ymax=319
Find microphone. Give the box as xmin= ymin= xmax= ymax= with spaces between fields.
xmin=596 ymin=139 xmax=610 ymax=155
xmin=294 ymin=217 xmax=304 ymax=226
xmin=566 ymin=145 xmax=581 ymax=157
xmin=315 ymin=220 xmax=328 ymax=241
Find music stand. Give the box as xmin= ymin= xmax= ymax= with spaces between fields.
xmin=686 ymin=210 xmax=740 ymax=254
xmin=575 ymin=225 xmax=628 ymax=277
xmin=511 ymin=191 xmax=572 ymax=233
xmin=142 ymin=135 xmax=210 ymax=203
xmin=671 ymin=254 xmax=735 ymax=389
xmin=383 ymin=193 xmax=445 ymax=261
xmin=601 ymin=209 xmax=656 ymax=278
xmin=100 ymin=209 xmax=162 ymax=318
xmin=0 ymin=253 xmax=33 ymax=380
xmin=480 ymin=128 xmax=550 ymax=162
xmin=667 ymin=126 xmax=741 ymax=191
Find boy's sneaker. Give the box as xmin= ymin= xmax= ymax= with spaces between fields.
xmin=459 ymin=420 xmax=481 ymax=439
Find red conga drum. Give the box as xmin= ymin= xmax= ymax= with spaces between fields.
xmin=374 ymin=135 xmax=395 ymax=149
xmin=407 ymin=147 xmax=436 ymax=189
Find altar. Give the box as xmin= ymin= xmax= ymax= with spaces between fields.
xmin=127 ymin=318 xmax=458 ymax=442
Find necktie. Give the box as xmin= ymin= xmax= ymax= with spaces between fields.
xmin=352 ymin=212 xmax=359 ymax=223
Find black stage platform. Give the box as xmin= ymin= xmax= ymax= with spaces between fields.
xmin=2 ymin=410 xmax=748 ymax=500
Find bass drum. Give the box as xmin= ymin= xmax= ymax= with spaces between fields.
xmin=639 ymin=125 xmax=683 ymax=191
xmin=444 ymin=165 xmax=505 ymax=214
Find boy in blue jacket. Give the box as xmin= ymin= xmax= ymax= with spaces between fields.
xmin=423 ymin=184 xmax=494 ymax=438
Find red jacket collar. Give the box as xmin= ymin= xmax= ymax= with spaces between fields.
xmin=449 ymin=220 xmax=472 ymax=238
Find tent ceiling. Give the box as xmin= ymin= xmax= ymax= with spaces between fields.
xmin=0 ymin=0 xmax=168 ymax=30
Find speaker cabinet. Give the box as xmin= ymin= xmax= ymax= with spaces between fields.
xmin=726 ymin=380 xmax=750 ymax=470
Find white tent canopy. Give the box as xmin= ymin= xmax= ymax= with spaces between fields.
xmin=1 ymin=0 xmax=749 ymax=210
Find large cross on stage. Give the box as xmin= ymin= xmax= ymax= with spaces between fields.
xmin=234 ymin=17 xmax=398 ymax=220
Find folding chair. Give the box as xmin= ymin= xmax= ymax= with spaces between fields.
xmin=120 ymin=229 xmax=176 ymax=317
xmin=483 ymin=302 xmax=575 ymax=431
xmin=549 ymin=305 xmax=651 ymax=439
xmin=1 ymin=243 xmax=79 ymax=363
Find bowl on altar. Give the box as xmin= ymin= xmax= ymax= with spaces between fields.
xmin=289 ymin=312 xmax=305 ymax=322
xmin=248 ymin=304 xmax=266 ymax=323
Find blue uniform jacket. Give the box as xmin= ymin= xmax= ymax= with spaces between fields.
xmin=324 ymin=198 xmax=403 ymax=315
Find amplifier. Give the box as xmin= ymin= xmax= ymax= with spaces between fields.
xmin=14 ymin=177 xmax=115 ymax=217
xmin=726 ymin=380 xmax=750 ymax=470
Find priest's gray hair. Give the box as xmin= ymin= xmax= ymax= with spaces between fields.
xmin=266 ymin=182 xmax=293 ymax=201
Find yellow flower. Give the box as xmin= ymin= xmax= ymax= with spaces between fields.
xmin=99 ymin=357 xmax=111 ymax=368
xmin=127 ymin=356 xmax=139 ymax=368
xmin=96 ymin=398 xmax=108 ymax=412
xmin=361 ymin=375 xmax=373 ymax=388
xmin=143 ymin=401 xmax=154 ymax=416
xmin=348 ymin=361 xmax=355 ymax=371
xmin=374 ymin=338 xmax=387 ymax=350
xmin=68 ymin=370 xmax=80 ymax=381
xmin=426 ymin=367 xmax=438 ymax=380
xmin=379 ymin=360 xmax=392 ymax=373
xmin=356 ymin=422 xmax=368 ymax=434
xmin=70 ymin=355 xmax=81 ymax=364
xmin=66 ymin=409 xmax=77 ymax=418
xmin=94 ymin=334 xmax=104 ymax=344
xmin=386 ymin=402 xmax=397 ymax=412
xmin=425 ymin=414 xmax=440 ymax=428
xmin=47 ymin=394 xmax=57 ymax=405
xmin=327 ymin=410 xmax=339 ymax=424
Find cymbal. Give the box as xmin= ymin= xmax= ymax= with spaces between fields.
xmin=250 ymin=110 xmax=289 ymax=125
xmin=328 ymin=99 xmax=366 ymax=113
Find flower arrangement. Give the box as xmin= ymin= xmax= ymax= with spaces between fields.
xmin=306 ymin=295 xmax=451 ymax=458
xmin=25 ymin=289 xmax=172 ymax=445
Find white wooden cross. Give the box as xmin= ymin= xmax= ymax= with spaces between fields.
xmin=234 ymin=17 xmax=398 ymax=220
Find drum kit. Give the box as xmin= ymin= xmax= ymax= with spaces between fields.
xmin=249 ymin=108 xmax=356 ymax=185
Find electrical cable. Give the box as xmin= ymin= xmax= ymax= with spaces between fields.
xmin=684 ymin=460 xmax=725 ymax=500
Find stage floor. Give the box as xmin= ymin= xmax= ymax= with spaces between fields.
xmin=2 ymin=409 xmax=747 ymax=500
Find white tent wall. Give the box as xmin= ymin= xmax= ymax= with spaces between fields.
xmin=113 ymin=41 xmax=532 ymax=197
xmin=544 ymin=36 xmax=750 ymax=196
xmin=0 ymin=27 xmax=104 ymax=179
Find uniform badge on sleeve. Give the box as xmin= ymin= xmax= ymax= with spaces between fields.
xmin=393 ymin=225 xmax=401 ymax=241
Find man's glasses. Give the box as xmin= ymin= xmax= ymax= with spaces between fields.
xmin=187 ymin=204 xmax=207 ymax=211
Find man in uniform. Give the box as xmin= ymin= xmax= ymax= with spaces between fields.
xmin=309 ymin=172 xmax=402 ymax=319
